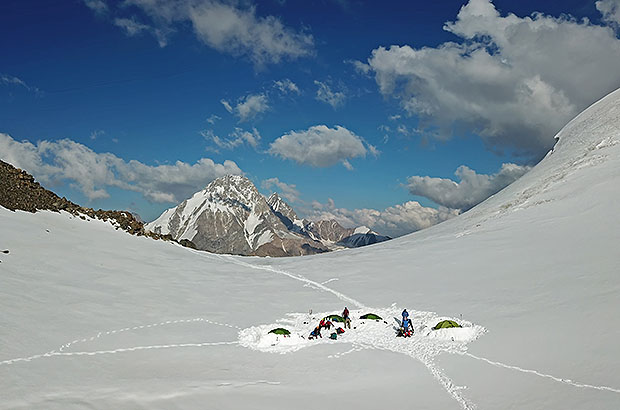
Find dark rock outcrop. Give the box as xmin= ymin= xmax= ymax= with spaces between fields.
xmin=0 ymin=160 xmax=170 ymax=239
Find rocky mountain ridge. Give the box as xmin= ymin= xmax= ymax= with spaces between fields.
xmin=266 ymin=193 xmax=389 ymax=246
xmin=147 ymin=175 xmax=390 ymax=257
xmin=0 ymin=160 xmax=172 ymax=241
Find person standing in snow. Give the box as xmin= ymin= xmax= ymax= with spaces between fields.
xmin=402 ymin=316 xmax=413 ymax=337
xmin=309 ymin=326 xmax=322 ymax=339
xmin=402 ymin=309 xmax=409 ymax=322
xmin=342 ymin=307 xmax=351 ymax=329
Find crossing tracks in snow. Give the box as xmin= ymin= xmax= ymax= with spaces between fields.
xmin=221 ymin=254 xmax=620 ymax=408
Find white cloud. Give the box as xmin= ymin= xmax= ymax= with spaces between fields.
xmin=314 ymin=80 xmax=346 ymax=108
xmin=274 ymin=78 xmax=300 ymax=94
xmin=1 ymin=74 xmax=40 ymax=94
xmin=349 ymin=60 xmax=371 ymax=75
xmin=341 ymin=159 xmax=354 ymax=171
xmin=220 ymin=99 xmax=233 ymax=113
xmin=367 ymin=144 xmax=380 ymax=157
xmin=0 ymin=132 xmax=241 ymax=203
xmin=367 ymin=0 xmax=620 ymax=158
xmin=269 ymin=125 xmax=368 ymax=168
xmin=113 ymin=17 xmax=149 ymax=36
xmin=261 ymin=177 xmax=300 ymax=203
xmin=306 ymin=199 xmax=460 ymax=238
xmin=406 ymin=162 xmax=531 ymax=211
xmin=236 ymin=94 xmax=269 ymax=121
xmin=111 ymin=0 xmax=313 ymax=66
xmin=206 ymin=114 xmax=221 ymax=124
xmin=202 ymin=127 xmax=261 ymax=150
xmin=596 ymin=0 xmax=620 ymax=28
xmin=89 ymin=130 xmax=105 ymax=140
xmin=83 ymin=0 xmax=109 ymax=15
xmin=222 ymin=93 xmax=269 ymax=122
xmin=113 ymin=16 xmax=168 ymax=46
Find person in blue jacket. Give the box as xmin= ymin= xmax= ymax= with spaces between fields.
xmin=397 ymin=316 xmax=413 ymax=337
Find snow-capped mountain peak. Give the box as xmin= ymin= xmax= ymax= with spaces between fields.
xmin=147 ymin=176 xmax=390 ymax=256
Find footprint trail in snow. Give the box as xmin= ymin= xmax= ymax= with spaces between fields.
xmin=223 ymin=255 xmax=620 ymax=409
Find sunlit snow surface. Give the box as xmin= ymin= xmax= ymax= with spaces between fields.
xmin=240 ymin=307 xmax=484 ymax=355
xmin=2 ymin=89 xmax=620 ymax=409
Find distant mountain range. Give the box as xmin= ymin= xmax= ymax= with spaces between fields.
xmin=146 ymin=175 xmax=390 ymax=256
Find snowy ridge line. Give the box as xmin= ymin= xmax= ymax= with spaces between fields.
xmin=1 ymin=341 xmax=239 ymax=364
xmin=217 ymin=255 xmax=366 ymax=309
xmin=0 ymin=317 xmax=240 ymax=366
xmin=459 ymin=352 xmax=620 ymax=394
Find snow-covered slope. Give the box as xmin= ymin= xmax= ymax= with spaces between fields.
xmin=2 ymin=89 xmax=620 ymax=410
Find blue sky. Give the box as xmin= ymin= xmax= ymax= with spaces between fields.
xmin=2 ymin=0 xmax=620 ymax=237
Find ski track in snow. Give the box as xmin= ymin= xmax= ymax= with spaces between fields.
xmin=221 ymin=255 xmax=620 ymax=408
xmin=0 ymin=318 xmax=240 ymax=366
xmin=1 ymin=341 xmax=240 ymax=365
xmin=3 ymin=252 xmax=618 ymax=409
xmin=217 ymin=254 xmax=366 ymax=309
xmin=218 ymin=254 xmax=477 ymax=409
xmin=217 ymin=380 xmax=281 ymax=388
xmin=458 ymin=352 xmax=620 ymax=394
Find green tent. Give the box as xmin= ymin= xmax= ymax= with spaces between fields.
xmin=432 ymin=320 xmax=461 ymax=330
xmin=268 ymin=328 xmax=291 ymax=335
xmin=325 ymin=314 xmax=346 ymax=323
xmin=360 ymin=313 xmax=382 ymax=320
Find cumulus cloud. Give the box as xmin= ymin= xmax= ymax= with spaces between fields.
xmin=597 ymin=0 xmax=620 ymax=28
xmin=366 ymin=0 xmax=620 ymax=158
xmin=221 ymin=93 xmax=269 ymax=122
xmin=306 ymin=199 xmax=460 ymax=238
xmin=269 ymin=125 xmax=369 ymax=168
xmin=261 ymin=177 xmax=300 ymax=203
xmin=314 ymin=80 xmax=346 ymax=108
xmin=202 ymin=127 xmax=261 ymax=150
xmin=0 ymin=132 xmax=241 ymax=203
xmin=406 ymin=162 xmax=531 ymax=211
xmin=274 ymin=78 xmax=300 ymax=94
xmin=97 ymin=0 xmax=313 ymax=65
